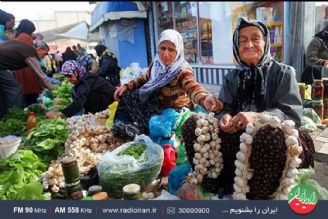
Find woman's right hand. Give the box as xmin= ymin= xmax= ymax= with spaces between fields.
xmin=219 ymin=113 xmax=237 ymax=134
xmin=114 ymin=85 xmax=127 ymax=101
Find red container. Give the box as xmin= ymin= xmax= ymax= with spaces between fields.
xmin=161 ymin=144 xmax=176 ymax=177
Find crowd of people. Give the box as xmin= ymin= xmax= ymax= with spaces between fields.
xmin=0 ymin=6 xmax=318 ymax=199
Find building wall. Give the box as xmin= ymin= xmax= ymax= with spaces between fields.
xmin=28 ymin=11 xmax=91 ymax=32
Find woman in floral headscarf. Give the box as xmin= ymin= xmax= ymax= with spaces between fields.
xmin=46 ymin=60 xmax=116 ymax=118
xmin=113 ymin=29 xmax=223 ymax=135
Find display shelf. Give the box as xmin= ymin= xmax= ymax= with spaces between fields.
xmin=271 ymin=42 xmax=283 ymax=47
xmin=266 ymin=21 xmax=283 ymax=28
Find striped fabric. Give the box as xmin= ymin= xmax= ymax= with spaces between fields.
xmin=124 ymin=68 xmax=211 ymax=109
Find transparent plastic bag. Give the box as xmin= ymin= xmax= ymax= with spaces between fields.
xmin=98 ymin=135 xmax=164 ymax=197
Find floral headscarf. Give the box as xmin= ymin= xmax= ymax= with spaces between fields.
xmin=77 ymin=54 xmax=93 ymax=71
xmin=61 ymin=60 xmax=86 ymax=80
xmin=138 ymin=29 xmax=191 ymax=103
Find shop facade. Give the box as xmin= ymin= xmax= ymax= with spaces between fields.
xmin=149 ymin=1 xmax=315 ymax=85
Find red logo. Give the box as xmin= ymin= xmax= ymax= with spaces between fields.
xmin=288 ymin=184 xmax=318 ymax=214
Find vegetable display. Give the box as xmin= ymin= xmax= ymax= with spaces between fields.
xmin=24 ymin=118 xmax=69 ymax=164
xmin=0 ymin=150 xmax=50 ymax=200
xmin=48 ymin=81 xmax=73 ymax=111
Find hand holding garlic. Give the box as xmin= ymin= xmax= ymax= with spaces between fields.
xmin=203 ymin=94 xmax=223 ymax=112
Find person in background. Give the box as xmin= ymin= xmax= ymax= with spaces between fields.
xmin=32 ymin=32 xmax=44 ymax=44
xmin=77 ymin=54 xmax=98 ymax=75
xmin=46 ymin=60 xmax=116 ymax=118
xmin=94 ymin=44 xmax=121 ymax=86
xmin=0 ymin=9 xmax=15 ymax=41
xmin=0 ymin=40 xmax=53 ymax=117
xmin=113 ymin=29 xmax=223 ymax=135
xmin=76 ymin=43 xmax=86 ymax=58
xmin=62 ymin=46 xmax=77 ymax=63
xmin=14 ymin=19 xmax=43 ymax=107
xmin=302 ymin=24 xmax=328 ymax=84
xmin=54 ymin=50 xmax=64 ymax=70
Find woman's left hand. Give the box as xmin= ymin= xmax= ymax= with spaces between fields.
xmin=231 ymin=112 xmax=259 ymax=130
xmin=46 ymin=111 xmax=64 ymax=119
xmin=203 ymin=95 xmax=223 ymax=112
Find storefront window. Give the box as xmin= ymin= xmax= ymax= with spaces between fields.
xmin=157 ymin=2 xmax=173 ymax=33
xmin=174 ymin=2 xmax=198 ymax=63
xmin=314 ymin=2 xmax=328 ymax=34
xmin=155 ymin=1 xmax=285 ymax=65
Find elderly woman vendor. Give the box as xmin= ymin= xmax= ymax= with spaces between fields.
xmin=114 ymin=29 xmax=223 ymax=134
xmin=218 ymin=17 xmax=302 ymax=133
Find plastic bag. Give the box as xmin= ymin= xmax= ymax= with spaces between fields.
xmin=120 ymin=63 xmax=144 ymax=85
xmin=168 ymin=162 xmax=192 ymax=195
xmin=193 ymin=104 xmax=209 ymax=114
xmin=105 ymin=101 xmax=118 ymax=128
xmin=301 ymin=116 xmax=317 ymax=133
xmin=175 ymin=107 xmax=190 ymax=139
xmin=149 ymin=108 xmax=180 ymax=138
xmin=176 ymin=182 xmax=212 ymax=200
xmin=303 ymin=108 xmax=321 ymax=124
xmin=153 ymin=189 xmax=180 ymax=200
xmin=98 ymin=135 xmax=164 ymax=197
xmin=176 ymin=143 xmax=187 ymax=166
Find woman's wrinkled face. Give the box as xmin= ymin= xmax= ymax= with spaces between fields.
xmin=158 ymin=40 xmax=177 ymax=66
xmin=238 ymin=26 xmax=266 ymax=66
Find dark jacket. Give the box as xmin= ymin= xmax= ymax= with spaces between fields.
xmin=61 ymin=74 xmax=116 ymax=117
xmin=218 ymin=17 xmax=302 ymax=127
xmin=98 ymin=52 xmax=120 ymax=86
xmin=218 ymin=61 xmax=303 ymax=127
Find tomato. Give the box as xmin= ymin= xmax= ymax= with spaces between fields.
xmin=289 ymin=197 xmax=317 ymax=214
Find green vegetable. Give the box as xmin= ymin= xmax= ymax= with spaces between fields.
xmin=0 ymin=107 xmax=28 ymax=137
xmin=49 ymin=82 xmax=73 ymax=111
xmin=24 ymin=118 xmax=68 ymax=164
xmin=118 ymin=143 xmax=146 ymax=160
xmin=0 ymin=150 xmax=50 ymax=200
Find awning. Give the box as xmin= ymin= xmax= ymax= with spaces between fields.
xmin=41 ymin=21 xmax=101 ymax=43
xmin=54 ymin=21 xmax=101 ymax=42
xmin=89 ymin=2 xmax=147 ymax=32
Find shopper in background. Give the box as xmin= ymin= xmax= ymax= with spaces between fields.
xmin=15 ymin=19 xmax=43 ymax=107
xmin=0 ymin=9 xmax=15 ymax=41
xmin=302 ymin=24 xmax=328 ymax=84
xmin=94 ymin=44 xmax=121 ymax=86
xmin=0 ymin=40 xmax=53 ymax=117
xmin=46 ymin=60 xmax=116 ymax=118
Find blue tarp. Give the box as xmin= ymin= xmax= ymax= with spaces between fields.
xmin=91 ymin=2 xmax=142 ymax=30
xmin=90 ymin=2 xmax=148 ymax=68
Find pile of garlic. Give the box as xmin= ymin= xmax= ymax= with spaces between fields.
xmin=188 ymin=112 xmax=223 ymax=184
xmin=232 ymin=113 xmax=302 ymax=200
xmin=41 ymin=161 xmax=65 ymax=193
xmin=42 ymin=110 xmax=123 ymax=193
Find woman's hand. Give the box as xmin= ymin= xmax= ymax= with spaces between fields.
xmin=203 ymin=95 xmax=223 ymax=112
xmin=230 ymin=112 xmax=259 ymax=131
xmin=114 ymin=85 xmax=127 ymax=101
xmin=46 ymin=111 xmax=64 ymax=119
xmin=219 ymin=113 xmax=237 ymax=133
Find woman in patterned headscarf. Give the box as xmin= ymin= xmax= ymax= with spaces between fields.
xmin=113 ymin=29 xmax=223 ymax=135
xmin=60 ymin=60 xmax=86 ymax=84
xmin=181 ymin=17 xmax=314 ymax=198
xmin=217 ymin=17 xmax=302 ymax=132
xmin=46 ymin=60 xmax=116 ymax=118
